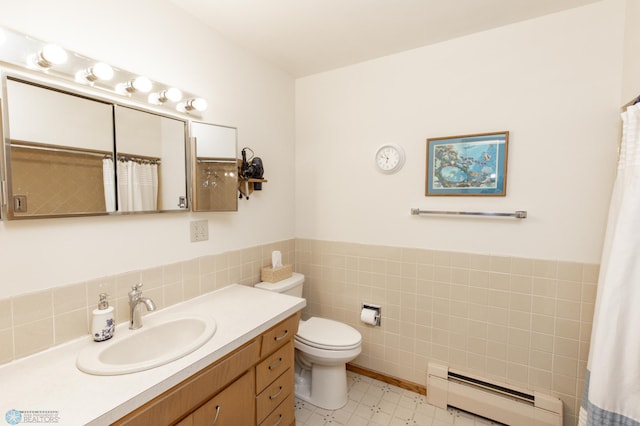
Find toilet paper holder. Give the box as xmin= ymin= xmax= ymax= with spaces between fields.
xmin=361 ymin=303 xmax=381 ymax=326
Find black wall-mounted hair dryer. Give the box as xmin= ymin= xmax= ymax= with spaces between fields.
xmin=240 ymin=147 xmax=265 ymax=195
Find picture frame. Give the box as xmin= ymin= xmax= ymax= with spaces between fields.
xmin=425 ymin=131 xmax=509 ymax=196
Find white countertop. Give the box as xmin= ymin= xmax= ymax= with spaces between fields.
xmin=0 ymin=284 xmax=306 ymax=426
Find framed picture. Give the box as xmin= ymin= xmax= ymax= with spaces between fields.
xmin=425 ymin=131 xmax=509 ymax=196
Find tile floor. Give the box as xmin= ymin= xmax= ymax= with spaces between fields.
xmin=294 ymin=372 xmax=506 ymax=426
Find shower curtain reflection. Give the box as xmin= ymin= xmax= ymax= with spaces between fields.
xmin=116 ymin=157 xmax=159 ymax=212
xmin=102 ymin=157 xmax=116 ymax=213
xmin=102 ymin=157 xmax=160 ymax=213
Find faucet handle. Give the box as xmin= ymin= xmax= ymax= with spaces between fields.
xmin=129 ymin=284 xmax=143 ymax=297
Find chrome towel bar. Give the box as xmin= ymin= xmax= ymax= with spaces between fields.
xmin=410 ymin=208 xmax=527 ymax=219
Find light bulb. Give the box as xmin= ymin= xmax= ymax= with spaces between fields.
xmin=164 ymin=87 xmax=182 ymax=102
xmin=182 ymin=98 xmax=208 ymax=112
xmin=35 ymin=44 xmax=67 ymax=67
xmin=117 ymin=76 xmax=153 ymax=95
xmin=91 ymin=62 xmax=114 ymax=81
xmin=76 ymin=62 xmax=114 ymax=83
xmin=131 ymin=76 xmax=152 ymax=93
xmin=190 ymin=98 xmax=208 ymax=111
xmin=150 ymin=87 xmax=182 ymax=104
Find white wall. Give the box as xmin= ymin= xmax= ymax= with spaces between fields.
xmin=0 ymin=0 xmax=631 ymax=297
xmin=0 ymin=0 xmax=296 ymax=297
xmin=622 ymin=0 xmax=640 ymax=102
xmin=295 ymin=0 xmax=625 ymax=264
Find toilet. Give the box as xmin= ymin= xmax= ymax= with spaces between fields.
xmin=255 ymin=273 xmax=362 ymax=410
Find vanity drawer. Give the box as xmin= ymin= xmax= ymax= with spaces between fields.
xmin=256 ymin=367 xmax=294 ymax=423
xmin=258 ymin=392 xmax=295 ymax=426
xmin=261 ymin=312 xmax=300 ymax=357
xmin=256 ymin=341 xmax=294 ymax=393
xmin=191 ymin=370 xmax=255 ymax=426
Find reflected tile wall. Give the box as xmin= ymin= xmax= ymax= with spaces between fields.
xmin=294 ymin=239 xmax=598 ymax=426
xmin=11 ymin=148 xmax=106 ymax=216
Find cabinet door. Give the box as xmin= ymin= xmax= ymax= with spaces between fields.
xmin=191 ymin=121 xmax=238 ymax=212
xmin=192 ymin=371 xmax=255 ymax=426
xmin=5 ymin=78 xmax=115 ymax=218
xmin=114 ymin=106 xmax=188 ymax=212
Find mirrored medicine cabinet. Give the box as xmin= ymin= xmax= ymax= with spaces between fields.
xmin=191 ymin=121 xmax=239 ymax=212
xmin=0 ymin=73 xmax=239 ymax=219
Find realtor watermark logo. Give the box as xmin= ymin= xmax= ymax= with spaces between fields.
xmin=5 ymin=409 xmax=60 ymax=424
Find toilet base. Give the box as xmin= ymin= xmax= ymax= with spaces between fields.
xmin=294 ymin=362 xmax=349 ymax=410
xmin=294 ymin=367 xmax=312 ymax=399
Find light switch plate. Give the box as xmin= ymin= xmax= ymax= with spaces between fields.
xmin=190 ymin=220 xmax=209 ymax=242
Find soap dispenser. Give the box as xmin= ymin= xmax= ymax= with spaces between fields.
xmin=91 ymin=293 xmax=115 ymax=342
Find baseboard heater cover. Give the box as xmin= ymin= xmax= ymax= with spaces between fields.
xmin=427 ymin=362 xmax=562 ymax=426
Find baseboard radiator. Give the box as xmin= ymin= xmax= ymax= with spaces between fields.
xmin=427 ymin=362 xmax=563 ymax=426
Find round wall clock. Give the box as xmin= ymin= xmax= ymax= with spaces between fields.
xmin=375 ymin=143 xmax=405 ymax=174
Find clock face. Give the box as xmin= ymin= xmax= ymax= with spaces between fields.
xmin=375 ymin=144 xmax=405 ymax=173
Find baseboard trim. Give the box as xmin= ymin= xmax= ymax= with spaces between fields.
xmin=346 ymin=363 xmax=426 ymax=396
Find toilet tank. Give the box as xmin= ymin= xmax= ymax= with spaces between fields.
xmin=254 ymin=272 xmax=304 ymax=297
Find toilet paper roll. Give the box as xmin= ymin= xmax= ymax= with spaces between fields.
xmin=361 ymin=308 xmax=378 ymax=325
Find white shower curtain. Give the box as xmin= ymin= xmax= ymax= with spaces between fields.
xmin=579 ymin=104 xmax=640 ymax=426
xmin=116 ymin=159 xmax=158 ymax=212
xmin=102 ymin=158 xmax=116 ymax=213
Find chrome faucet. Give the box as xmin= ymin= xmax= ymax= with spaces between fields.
xmin=128 ymin=284 xmax=156 ymax=330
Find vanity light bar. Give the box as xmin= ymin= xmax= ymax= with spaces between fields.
xmin=0 ymin=26 xmax=207 ymax=116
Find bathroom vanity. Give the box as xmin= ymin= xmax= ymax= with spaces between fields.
xmin=114 ymin=312 xmax=299 ymax=426
xmin=0 ymin=285 xmax=305 ymax=425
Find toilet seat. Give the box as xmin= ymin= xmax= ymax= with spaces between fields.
xmin=296 ymin=317 xmax=361 ymax=351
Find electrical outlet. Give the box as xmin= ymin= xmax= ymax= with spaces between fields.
xmin=190 ymin=220 xmax=209 ymax=242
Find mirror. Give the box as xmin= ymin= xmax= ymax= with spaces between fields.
xmin=191 ymin=121 xmax=238 ymax=212
xmin=114 ymin=106 xmax=188 ymax=212
xmin=4 ymin=77 xmax=115 ymax=218
xmin=2 ymin=74 xmax=190 ymax=219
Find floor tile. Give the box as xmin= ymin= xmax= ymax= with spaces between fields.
xmin=294 ymin=372 xmax=506 ymax=426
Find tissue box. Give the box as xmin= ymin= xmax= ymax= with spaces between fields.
xmin=261 ymin=264 xmax=293 ymax=283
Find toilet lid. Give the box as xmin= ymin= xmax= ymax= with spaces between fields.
xmin=296 ymin=317 xmax=361 ymax=350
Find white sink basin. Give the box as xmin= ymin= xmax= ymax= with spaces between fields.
xmin=76 ymin=314 xmax=216 ymax=375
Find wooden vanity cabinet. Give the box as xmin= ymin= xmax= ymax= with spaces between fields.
xmin=113 ymin=311 xmax=300 ymax=426
xmin=255 ymin=312 xmax=299 ymax=426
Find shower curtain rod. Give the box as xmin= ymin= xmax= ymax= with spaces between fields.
xmin=11 ymin=141 xmax=160 ymax=163
xmin=116 ymin=153 xmax=160 ymax=163
xmin=410 ymin=208 xmax=527 ymax=219
xmin=196 ymin=158 xmax=238 ymax=163
xmin=10 ymin=140 xmax=112 ymax=158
